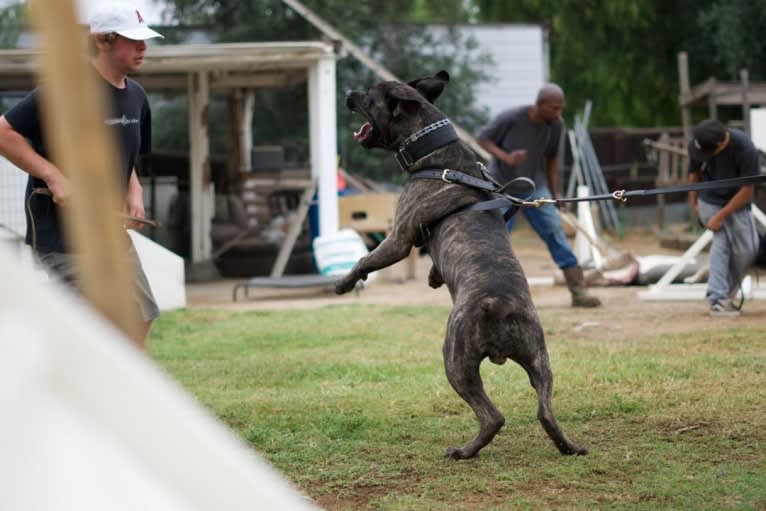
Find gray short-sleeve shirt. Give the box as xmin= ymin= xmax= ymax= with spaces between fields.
xmin=477 ymin=105 xmax=562 ymax=189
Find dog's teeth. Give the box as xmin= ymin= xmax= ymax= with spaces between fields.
xmin=353 ymin=122 xmax=372 ymax=141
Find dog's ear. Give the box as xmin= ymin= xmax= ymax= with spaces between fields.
xmin=385 ymin=94 xmax=421 ymax=118
xmin=408 ymin=70 xmax=450 ymax=103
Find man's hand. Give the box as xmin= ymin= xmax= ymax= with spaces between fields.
xmin=706 ymin=211 xmax=726 ymax=232
xmin=46 ymin=170 xmax=71 ymax=206
xmin=124 ymin=175 xmax=145 ymax=230
xmin=501 ymin=149 xmax=527 ymax=167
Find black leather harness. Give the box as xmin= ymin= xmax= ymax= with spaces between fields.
xmin=396 ymin=119 xmax=533 ymax=246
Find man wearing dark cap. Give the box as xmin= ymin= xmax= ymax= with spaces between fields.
xmin=687 ymin=119 xmax=760 ymax=317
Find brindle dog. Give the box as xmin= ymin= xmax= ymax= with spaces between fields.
xmin=336 ymin=71 xmax=587 ymax=459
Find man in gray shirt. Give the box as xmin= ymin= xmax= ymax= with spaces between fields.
xmin=477 ymin=84 xmax=600 ymax=307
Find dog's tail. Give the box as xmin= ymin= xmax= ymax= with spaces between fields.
xmin=479 ymin=296 xmax=513 ymax=320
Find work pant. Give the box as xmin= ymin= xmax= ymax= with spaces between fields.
xmin=698 ymin=200 xmax=759 ymax=304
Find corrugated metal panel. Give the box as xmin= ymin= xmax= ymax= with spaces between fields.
xmin=463 ymin=25 xmax=547 ymax=120
xmin=427 ymin=24 xmax=547 ymax=122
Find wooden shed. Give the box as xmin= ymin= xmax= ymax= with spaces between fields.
xmin=0 ymin=41 xmax=340 ymax=266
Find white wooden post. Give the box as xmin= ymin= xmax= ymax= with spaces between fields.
xmin=308 ymin=53 xmax=338 ymax=237
xmin=574 ymin=185 xmax=604 ymax=269
xmin=241 ymin=89 xmax=255 ymax=171
xmin=188 ymin=70 xmax=214 ymax=262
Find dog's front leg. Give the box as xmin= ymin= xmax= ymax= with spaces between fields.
xmin=335 ymin=235 xmax=413 ymax=294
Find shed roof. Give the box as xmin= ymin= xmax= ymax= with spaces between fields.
xmin=0 ymin=41 xmax=336 ymax=93
xmin=681 ymin=77 xmax=766 ymax=107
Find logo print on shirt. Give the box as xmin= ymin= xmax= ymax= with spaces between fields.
xmin=136 ymin=10 xmax=144 ymax=24
xmin=105 ymin=115 xmax=139 ymax=126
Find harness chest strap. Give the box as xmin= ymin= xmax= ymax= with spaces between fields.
xmin=410 ymin=168 xmax=498 ymax=191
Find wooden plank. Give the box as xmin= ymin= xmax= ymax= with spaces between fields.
xmin=27 ymin=0 xmax=142 ymax=344
xmin=188 ymin=70 xmax=214 ymax=262
xmin=643 ymin=138 xmax=688 ymax=158
xmin=338 ymin=193 xmax=399 ymax=233
xmin=741 ymin=68 xmax=751 ymax=135
xmin=708 ymin=78 xmax=718 ymax=119
xmin=677 ymin=52 xmax=692 ymax=144
xmin=680 ymin=76 xmax=717 ymax=107
xmin=270 ymin=180 xmax=317 ymax=278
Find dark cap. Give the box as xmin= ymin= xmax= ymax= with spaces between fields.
xmin=688 ymin=119 xmax=727 ymax=161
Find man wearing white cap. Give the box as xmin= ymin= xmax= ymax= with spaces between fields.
xmin=0 ymin=2 xmax=164 ymax=347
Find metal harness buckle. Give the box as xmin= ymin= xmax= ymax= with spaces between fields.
xmin=441 ymin=169 xmax=454 ymax=183
xmin=394 ymin=150 xmax=414 ymax=169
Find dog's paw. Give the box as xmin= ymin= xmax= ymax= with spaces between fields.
xmin=559 ymin=443 xmax=588 ymax=456
xmin=444 ymin=446 xmax=477 ymax=460
xmin=335 ymin=274 xmax=358 ymax=295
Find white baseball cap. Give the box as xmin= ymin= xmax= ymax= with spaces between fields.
xmin=88 ymin=2 xmax=164 ymax=40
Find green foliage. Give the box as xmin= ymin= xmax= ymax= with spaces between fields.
xmin=695 ymin=0 xmax=766 ymax=82
xmin=0 ymin=3 xmax=25 ymax=49
xmin=470 ymin=0 xmax=766 ymax=127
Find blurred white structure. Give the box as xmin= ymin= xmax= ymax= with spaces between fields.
xmin=0 ymin=245 xmax=321 ymax=511
xmin=129 ymin=230 xmax=187 ymax=310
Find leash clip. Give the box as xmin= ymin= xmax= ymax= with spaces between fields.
xmin=532 ymin=198 xmax=557 ymax=207
xmin=612 ymin=190 xmax=627 ymax=202
xmin=441 ymin=169 xmax=455 ymax=183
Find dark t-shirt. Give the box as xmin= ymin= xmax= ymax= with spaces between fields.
xmin=477 ymin=105 xmax=562 ymax=189
xmin=4 ymin=76 xmax=152 ymax=254
xmin=687 ymin=128 xmax=760 ymax=207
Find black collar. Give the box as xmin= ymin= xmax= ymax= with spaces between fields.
xmin=394 ymin=119 xmax=459 ymax=170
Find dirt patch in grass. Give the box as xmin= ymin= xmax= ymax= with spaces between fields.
xmin=186 ymin=226 xmax=766 ymax=344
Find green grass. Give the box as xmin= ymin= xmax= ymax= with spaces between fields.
xmin=149 ymin=305 xmax=766 ymax=510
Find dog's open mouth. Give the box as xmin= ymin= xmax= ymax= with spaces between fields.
xmin=353 ymin=121 xmax=373 ymax=143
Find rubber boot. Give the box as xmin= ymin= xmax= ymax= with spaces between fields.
xmin=563 ymin=265 xmax=601 ymax=308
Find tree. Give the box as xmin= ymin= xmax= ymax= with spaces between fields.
xmin=472 ymin=0 xmax=719 ymax=127
xmin=695 ymin=0 xmax=766 ymax=82
xmin=0 ymin=3 xmax=25 ymax=49
xmin=156 ymin=0 xmax=491 ymax=183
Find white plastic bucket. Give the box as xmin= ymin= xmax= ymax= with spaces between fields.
xmin=312 ymin=228 xmax=374 ymax=280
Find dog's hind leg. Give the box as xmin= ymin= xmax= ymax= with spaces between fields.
xmin=524 ymin=350 xmax=588 ymax=456
xmin=443 ymin=328 xmax=505 ymax=459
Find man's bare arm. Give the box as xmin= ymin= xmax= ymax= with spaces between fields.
xmin=0 ymin=115 xmax=70 ymax=204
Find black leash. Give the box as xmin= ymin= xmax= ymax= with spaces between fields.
xmin=27 ymin=187 xmax=161 ymax=251
xmin=552 ymin=174 xmax=766 ymax=206
xmin=31 ymin=187 xmax=160 ymax=228
xmin=411 ymin=169 xmax=766 ymax=211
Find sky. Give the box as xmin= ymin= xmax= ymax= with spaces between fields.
xmin=0 ymin=0 xmax=166 ymax=25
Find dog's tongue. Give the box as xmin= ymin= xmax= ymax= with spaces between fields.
xmin=353 ymin=122 xmax=372 ymax=141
